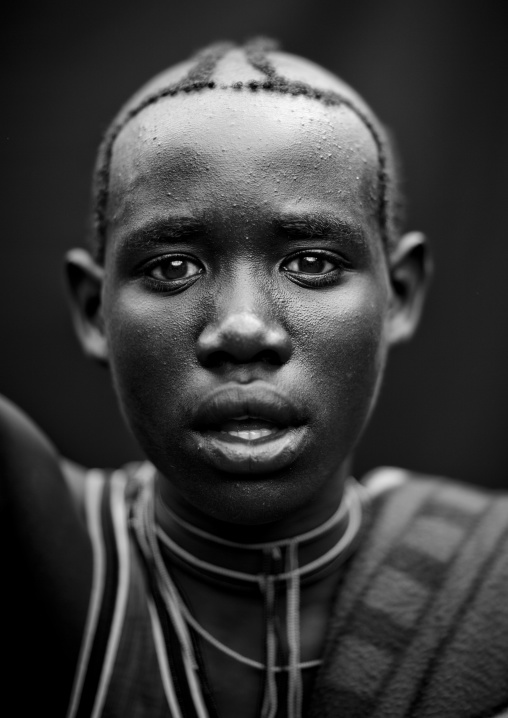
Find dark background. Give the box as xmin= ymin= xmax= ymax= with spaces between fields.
xmin=3 ymin=0 xmax=507 ymax=488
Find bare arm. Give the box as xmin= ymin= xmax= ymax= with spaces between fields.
xmin=0 ymin=393 xmax=93 ymax=712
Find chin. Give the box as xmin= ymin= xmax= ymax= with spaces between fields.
xmin=190 ymin=479 xmax=314 ymax=527
xmin=159 ymin=450 xmax=345 ymax=532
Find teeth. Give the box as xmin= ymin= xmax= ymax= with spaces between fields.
xmin=226 ymin=428 xmax=276 ymax=440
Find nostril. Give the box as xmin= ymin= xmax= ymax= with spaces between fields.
xmin=204 ymin=351 xmax=231 ymax=369
xmin=252 ymin=349 xmax=283 ymax=365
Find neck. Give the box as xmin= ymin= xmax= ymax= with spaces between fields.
xmin=155 ymin=459 xmax=353 ymax=546
xmin=130 ymin=463 xmax=368 ymax=718
xmin=153 ymin=472 xmax=362 ymax=583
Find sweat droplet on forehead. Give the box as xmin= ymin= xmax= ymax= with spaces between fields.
xmin=107 ymin=91 xmax=380 ymax=231
xmin=91 ymin=40 xmax=405 ymax=264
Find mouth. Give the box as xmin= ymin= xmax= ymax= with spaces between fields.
xmin=190 ymin=384 xmax=308 ymax=474
xmin=216 ymin=416 xmax=283 ymax=442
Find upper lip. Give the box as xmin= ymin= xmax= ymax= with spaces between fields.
xmin=192 ymin=383 xmax=303 ymax=430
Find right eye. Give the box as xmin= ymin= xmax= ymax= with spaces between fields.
xmin=142 ymin=255 xmax=204 ymax=292
xmin=148 ymin=257 xmax=203 ymax=281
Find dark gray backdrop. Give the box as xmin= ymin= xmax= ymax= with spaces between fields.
xmin=3 ymin=0 xmax=507 ymax=487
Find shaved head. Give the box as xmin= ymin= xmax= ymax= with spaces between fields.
xmin=88 ymin=38 xmax=405 ymax=262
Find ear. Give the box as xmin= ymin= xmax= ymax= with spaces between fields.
xmin=386 ymin=231 xmax=433 ymax=344
xmin=64 ymin=248 xmax=108 ymax=365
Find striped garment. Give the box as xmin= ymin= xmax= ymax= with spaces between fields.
xmin=67 ymin=465 xmax=508 ymax=718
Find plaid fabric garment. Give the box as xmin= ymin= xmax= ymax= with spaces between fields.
xmin=311 ymin=469 xmax=508 ymax=718
xmin=67 ymin=465 xmax=508 ymax=718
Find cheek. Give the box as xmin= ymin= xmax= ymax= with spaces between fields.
xmin=103 ymin=292 xmax=198 ymax=421
xmin=288 ymin=279 xmax=389 ymax=422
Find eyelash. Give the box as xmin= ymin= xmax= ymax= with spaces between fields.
xmin=139 ymin=250 xmax=347 ymax=294
xmin=280 ymin=250 xmax=348 ymax=287
xmin=141 ymin=254 xmax=204 ymax=293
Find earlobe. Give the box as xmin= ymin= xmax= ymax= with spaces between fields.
xmin=64 ymin=248 xmax=108 ymax=365
xmin=386 ymin=231 xmax=433 ymax=344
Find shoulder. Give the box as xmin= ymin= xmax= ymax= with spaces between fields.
xmin=361 ymin=463 xmax=508 ymax=501
xmin=361 ymin=464 xmax=508 ymax=523
xmin=358 ymin=465 xmax=508 ymax=575
xmin=60 ymin=458 xmax=151 ymax=514
xmin=312 ymin=470 xmax=508 ymax=716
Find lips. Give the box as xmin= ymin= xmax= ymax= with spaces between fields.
xmin=190 ymin=383 xmax=308 ymax=474
xmin=192 ymin=384 xmax=300 ymax=433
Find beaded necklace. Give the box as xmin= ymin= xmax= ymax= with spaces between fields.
xmin=131 ymin=467 xmax=367 ymax=718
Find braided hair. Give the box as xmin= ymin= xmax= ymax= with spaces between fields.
xmin=89 ymin=38 xmax=405 ymax=263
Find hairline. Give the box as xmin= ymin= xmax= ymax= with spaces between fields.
xmin=89 ymin=43 xmax=400 ymax=263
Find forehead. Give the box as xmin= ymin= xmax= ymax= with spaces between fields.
xmin=108 ymin=90 xmax=380 ymax=236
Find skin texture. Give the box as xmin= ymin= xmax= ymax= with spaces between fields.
xmin=0 ymin=48 xmax=430 ymax=716
xmin=109 ymin=92 xmax=386 ymax=529
xmin=62 ymin=51 xmax=430 ymax=717
xmin=67 ymin=84 xmax=428 ymax=539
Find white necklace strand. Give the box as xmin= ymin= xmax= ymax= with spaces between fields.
xmin=155 ymin=482 xmax=361 ymax=584
xmin=157 ymin=486 xmax=351 ymax=549
xmin=132 ymin=470 xmax=366 ymax=718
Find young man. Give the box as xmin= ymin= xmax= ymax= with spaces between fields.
xmin=2 ymin=38 xmax=508 ymax=718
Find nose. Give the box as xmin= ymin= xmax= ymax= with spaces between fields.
xmin=197 ymin=310 xmax=293 ymax=367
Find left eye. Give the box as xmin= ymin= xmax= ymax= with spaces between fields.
xmin=283 ymin=255 xmax=337 ymax=275
xmin=148 ymin=257 xmax=202 ymax=281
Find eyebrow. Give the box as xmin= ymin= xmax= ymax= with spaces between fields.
xmin=117 ymin=211 xmax=368 ymax=254
xmin=118 ymin=216 xmax=206 ymax=251
xmin=275 ymin=213 xmax=367 ymax=248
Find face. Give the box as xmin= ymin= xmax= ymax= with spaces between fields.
xmin=99 ymin=89 xmax=393 ymax=530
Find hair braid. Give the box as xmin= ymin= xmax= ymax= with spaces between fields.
xmin=242 ymin=38 xmax=392 ymax=247
xmin=244 ymin=36 xmax=279 ymax=79
xmin=89 ymin=39 xmax=403 ymax=262
xmin=92 ymin=41 xmax=234 ymax=262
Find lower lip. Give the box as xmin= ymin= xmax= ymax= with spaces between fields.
xmin=193 ymin=426 xmax=308 ymax=474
